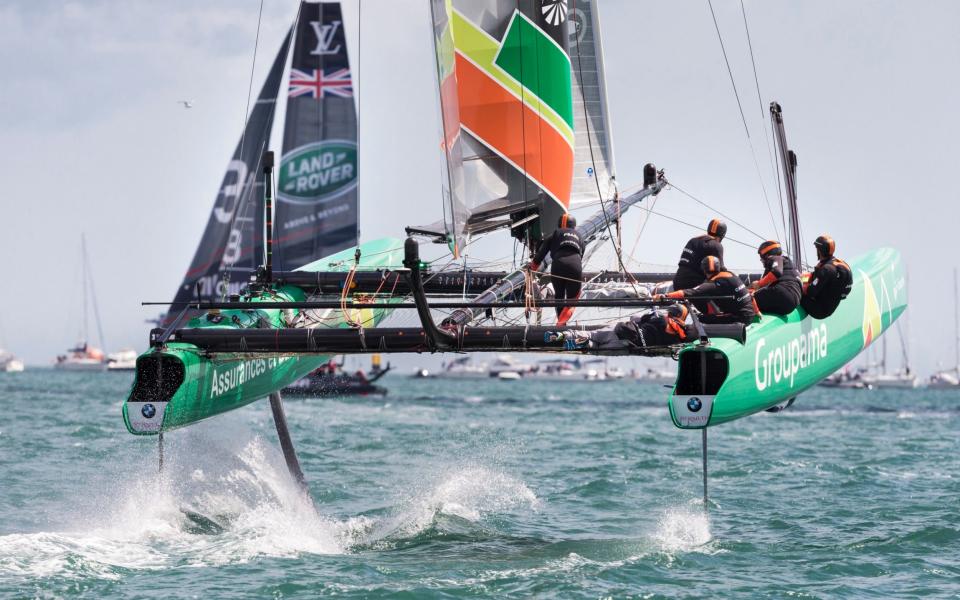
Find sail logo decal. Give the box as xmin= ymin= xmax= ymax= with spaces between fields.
xmin=210 ymin=357 xmax=292 ymax=398
xmin=541 ymin=0 xmax=568 ymax=27
xmin=288 ymin=68 xmax=353 ymax=99
xmin=860 ymin=271 xmax=883 ymax=347
xmin=278 ymin=141 xmax=357 ymax=204
xmin=309 ymin=20 xmax=342 ymax=56
xmin=755 ymin=323 xmax=828 ymax=391
xmin=450 ymin=9 xmax=574 ymax=209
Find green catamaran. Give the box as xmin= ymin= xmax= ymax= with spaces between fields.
xmin=126 ymin=0 xmax=907 ymax=503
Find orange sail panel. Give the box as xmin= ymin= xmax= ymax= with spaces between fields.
xmin=455 ymin=53 xmax=573 ymax=208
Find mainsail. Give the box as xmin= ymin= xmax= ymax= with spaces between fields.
xmin=163 ymin=32 xmax=291 ymax=326
xmin=429 ymin=0 xmax=577 ymax=251
xmin=427 ymin=0 xmax=616 ymax=253
xmin=275 ymin=1 xmax=359 ymax=271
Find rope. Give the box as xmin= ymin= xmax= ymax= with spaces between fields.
xmin=571 ymin=0 xmax=640 ymax=295
xmin=706 ymin=0 xmax=781 ymax=243
xmin=668 ymin=181 xmax=766 ymax=241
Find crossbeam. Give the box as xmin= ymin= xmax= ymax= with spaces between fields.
xmin=152 ymin=323 xmax=746 ymax=354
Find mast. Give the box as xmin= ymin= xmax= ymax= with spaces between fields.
xmin=770 ymin=102 xmax=802 ymax=267
xmin=441 ymin=166 xmax=665 ymax=329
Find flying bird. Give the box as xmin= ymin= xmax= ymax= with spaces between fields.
xmin=177 ymin=100 xmax=194 ymax=109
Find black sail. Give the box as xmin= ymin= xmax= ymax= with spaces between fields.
xmin=275 ymin=1 xmax=359 ymax=271
xmin=163 ymin=32 xmax=291 ymax=326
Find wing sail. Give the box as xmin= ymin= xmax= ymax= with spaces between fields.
xmin=275 ymin=1 xmax=359 ymax=271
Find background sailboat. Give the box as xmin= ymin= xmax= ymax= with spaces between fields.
xmin=56 ymin=234 xmax=107 ymax=371
xmin=928 ymin=268 xmax=960 ymax=388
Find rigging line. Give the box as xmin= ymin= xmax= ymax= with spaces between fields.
xmin=572 ymin=0 xmax=639 ymax=294
xmin=707 ymin=0 xmax=750 ymax=138
xmin=237 ymin=0 xmax=265 ymax=190
xmin=633 ymin=203 xmax=756 ymax=249
xmin=667 ymin=181 xmax=766 ymax=241
xmin=627 ymin=194 xmax=659 ymax=261
xmin=739 ymin=0 xmax=782 ymax=242
xmin=220 ymin=0 xmax=267 ymax=293
xmin=706 ymin=0 xmax=780 ymax=242
xmin=740 ymin=0 xmax=780 ymax=201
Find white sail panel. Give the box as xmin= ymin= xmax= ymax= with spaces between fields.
xmin=568 ymin=0 xmax=617 ymax=207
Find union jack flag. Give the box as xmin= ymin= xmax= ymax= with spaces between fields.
xmin=288 ymin=68 xmax=353 ymax=99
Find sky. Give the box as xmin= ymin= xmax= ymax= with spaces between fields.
xmin=1 ymin=0 xmax=958 ymax=375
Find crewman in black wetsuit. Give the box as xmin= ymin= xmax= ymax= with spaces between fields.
xmin=530 ymin=213 xmax=584 ymax=326
xmin=750 ymin=240 xmax=802 ymax=315
xmin=672 ymin=219 xmax=726 ymax=291
xmin=801 ymin=235 xmax=853 ymax=319
xmin=545 ymin=304 xmax=691 ymax=351
xmin=661 ymin=256 xmax=756 ymax=325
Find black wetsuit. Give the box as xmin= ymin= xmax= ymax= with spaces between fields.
xmin=754 ymin=255 xmax=802 ymax=315
xmin=801 ymin=257 xmax=853 ymax=319
xmin=533 ymin=227 xmax=584 ymax=317
xmin=681 ymin=271 xmax=756 ymax=325
xmin=613 ymin=312 xmax=692 ymax=348
xmin=673 ymin=235 xmax=724 ymax=291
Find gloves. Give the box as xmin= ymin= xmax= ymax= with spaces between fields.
xmin=528 ymin=261 xmax=540 ymax=271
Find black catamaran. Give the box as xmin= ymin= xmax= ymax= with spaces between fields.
xmin=127 ymin=1 xmax=907 ymax=508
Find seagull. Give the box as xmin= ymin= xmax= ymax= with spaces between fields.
xmin=177 ymin=100 xmax=194 ymax=109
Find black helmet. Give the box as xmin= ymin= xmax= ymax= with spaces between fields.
xmin=758 ymin=240 xmax=782 ymax=257
xmin=814 ymin=234 xmax=835 ymax=259
xmin=707 ymin=218 xmax=727 ymax=240
xmin=700 ymin=255 xmax=722 ymax=276
xmin=666 ymin=304 xmax=689 ymax=321
xmin=558 ymin=213 xmax=577 ymax=229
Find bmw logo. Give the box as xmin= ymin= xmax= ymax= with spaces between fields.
xmin=141 ymin=403 xmax=157 ymax=419
xmin=687 ymin=397 xmax=703 ymax=412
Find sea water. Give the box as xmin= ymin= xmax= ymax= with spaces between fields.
xmin=0 ymin=370 xmax=957 ymax=598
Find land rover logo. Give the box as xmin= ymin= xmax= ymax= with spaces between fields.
xmin=141 ymin=403 xmax=156 ymax=419
xmin=278 ymin=140 xmax=357 ymax=204
xmin=687 ymin=397 xmax=702 ymax=412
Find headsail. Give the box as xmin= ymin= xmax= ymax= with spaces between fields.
xmin=429 ymin=0 xmax=577 ymax=248
xmin=163 ymin=32 xmax=291 ymax=326
xmin=275 ymin=1 xmax=359 ymax=271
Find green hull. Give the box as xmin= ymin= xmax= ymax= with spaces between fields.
xmin=123 ymin=238 xmax=405 ymax=435
xmin=669 ymin=247 xmax=907 ymax=428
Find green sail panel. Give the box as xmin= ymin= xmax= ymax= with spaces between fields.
xmin=493 ymin=11 xmax=574 ymax=131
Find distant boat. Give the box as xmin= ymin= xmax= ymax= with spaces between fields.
xmin=107 ymin=349 xmax=138 ymax=371
xmin=283 ymin=356 xmax=389 ymax=396
xmin=56 ymin=235 xmax=107 ymax=371
xmin=0 ymin=349 xmax=24 ymax=372
xmin=819 ymin=366 xmax=872 ymax=389
xmin=927 ymin=268 xmax=960 ymax=389
xmin=860 ymin=322 xmax=917 ymax=389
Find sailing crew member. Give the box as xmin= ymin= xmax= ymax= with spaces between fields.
xmin=801 ymin=235 xmax=853 ymax=319
xmin=750 ymin=240 xmax=802 ymax=315
xmin=672 ymin=219 xmax=726 ymax=291
xmin=546 ymin=305 xmax=691 ymax=351
xmin=530 ymin=213 xmax=583 ymax=326
xmin=660 ymin=256 xmax=756 ymax=324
